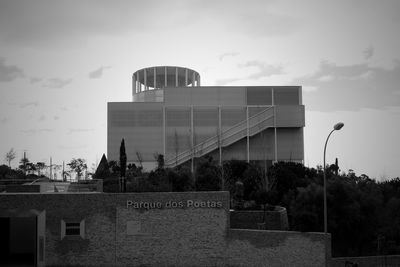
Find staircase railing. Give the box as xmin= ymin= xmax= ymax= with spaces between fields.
xmin=165 ymin=106 xmax=275 ymax=167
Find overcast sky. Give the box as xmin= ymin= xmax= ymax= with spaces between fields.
xmin=1 ymin=0 xmax=399 ymax=179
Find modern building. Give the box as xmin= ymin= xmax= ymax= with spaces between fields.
xmin=108 ymin=66 xmax=304 ymax=169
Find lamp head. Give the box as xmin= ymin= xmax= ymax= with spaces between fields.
xmin=334 ymin=122 xmax=344 ymax=131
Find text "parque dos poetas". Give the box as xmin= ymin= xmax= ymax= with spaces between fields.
xmin=126 ymin=200 xmax=223 ymax=209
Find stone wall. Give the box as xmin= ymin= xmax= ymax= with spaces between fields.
xmin=226 ymin=229 xmax=327 ymax=266
xmin=0 ymin=193 xmax=116 ymax=266
xmin=4 ymin=184 xmax=41 ymax=192
xmin=115 ymin=192 xmax=230 ymax=266
xmin=230 ymin=206 xmax=289 ymax=230
xmin=332 ymin=255 xmax=400 ymax=267
xmin=0 ymin=192 xmax=327 ymax=266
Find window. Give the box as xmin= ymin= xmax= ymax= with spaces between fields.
xmin=61 ymin=220 xmax=85 ymax=239
xmin=65 ymin=222 xmax=80 ymax=235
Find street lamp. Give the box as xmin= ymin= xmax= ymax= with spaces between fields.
xmin=323 ymin=122 xmax=344 ymax=266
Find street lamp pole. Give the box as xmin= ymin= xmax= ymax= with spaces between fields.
xmin=323 ymin=122 xmax=344 ymax=266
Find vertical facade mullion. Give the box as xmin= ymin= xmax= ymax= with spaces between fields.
xmin=144 ymin=68 xmax=147 ymax=91
xmin=219 ymin=106 xmax=222 ymax=166
xmin=175 ymin=67 xmax=178 ymax=87
xmin=191 ymin=105 xmax=194 ymax=173
xmin=164 ymin=67 xmax=167 ymax=87
xmin=272 ymin=88 xmax=278 ymax=163
xmin=272 ymin=88 xmax=275 ymax=106
xmin=154 ymin=67 xmax=157 ymax=89
xmin=246 ymin=106 xmax=250 ymax=163
xmin=274 ymin=107 xmax=278 ymax=163
xmin=185 ymin=69 xmax=188 ymax=86
xmin=132 ymin=74 xmax=136 ymax=97
xmin=137 ymin=71 xmax=140 ymax=92
xmin=163 ymin=106 xmax=166 ymax=158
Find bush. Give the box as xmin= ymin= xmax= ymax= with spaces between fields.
xmin=103 ymin=176 xmax=119 ymax=193
xmin=168 ymin=166 xmax=193 ymax=192
xmin=195 ymin=157 xmax=221 ymax=191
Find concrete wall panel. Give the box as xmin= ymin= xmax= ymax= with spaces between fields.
xmin=275 ymin=105 xmax=305 ymax=127
xmin=108 ymin=103 xmax=163 ymax=162
xmin=277 ymin=128 xmax=304 ymax=161
xmin=164 ymin=87 xmax=246 ymax=106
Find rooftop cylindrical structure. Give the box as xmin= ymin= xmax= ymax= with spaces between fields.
xmin=132 ymin=66 xmax=200 ymax=95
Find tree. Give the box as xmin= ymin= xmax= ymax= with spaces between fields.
xmin=108 ymin=160 xmax=120 ymax=174
xmin=147 ymin=167 xmax=170 ymax=192
xmin=0 ymin=164 xmax=24 ymax=180
xmin=120 ymin=139 xmax=127 ymax=192
xmin=289 ymin=183 xmax=324 ymax=232
xmin=169 ymin=166 xmax=193 ymax=192
xmin=94 ymin=154 xmax=110 ymax=179
xmin=19 ymin=156 xmax=30 ymax=175
xmin=26 ymin=162 xmax=36 ymax=175
xmin=154 ymin=153 xmax=164 ymax=169
xmin=5 ymin=148 xmax=16 ymax=168
xmin=52 ymin=164 xmax=62 ymax=180
xmin=223 ymin=160 xmax=251 ymax=197
xmin=120 ymin=139 xmax=127 ymax=177
xmin=36 ymin=162 xmax=46 ymax=176
xmin=195 ymin=156 xmax=221 ymax=191
xmin=67 ymin=158 xmax=87 ymax=180
xmin=242 ymin=164 xmax=263 ymax=200
xmin=135 ymin=152 xmax=143 ymax=169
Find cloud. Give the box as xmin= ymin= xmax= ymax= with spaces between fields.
xmin=0 ymin=1 xmax=194 ymax=46
xmin=43 ymin=78 xmax=72 ymax=89
xmin=219 ymin=52 xmax=239 ymax=61
xmin=318 ymin=75 xmax=334 ymax=82
xmin=53 ymin=116 xmax=59 ymax=120
xmin=0 ymin=118 xmax=7 ymax=124
xmin=302 ymin=86 xmax=318 ymax=93
xmin=20 ymin=128 xmax=53 ymax=135
xmin=294 ymin=60 xmax=400 ymax=111
xmin=20 ymin=102 xmax=39 ymax=108
xmin=0 ymin=57 xmax=24 ymax=82
xmin=38 ymin=115 xmax=46 ymax=122
xmin=0 ymin=1 xmax=300 ymax=47
xmin=29 ymin=77 xmax=42 ymax=84
xmin=215 ymin=60 xmax=284 ymax=85
xmin=194 ymin=0 xmax=301 ymax=37
xmin=239 ymin=60 xmax=284 ymax=79
xmin=58 ymin=144 xmax=89 ymax=150
xmin=68 ymin=128 xmax=95 ymax=134
xmin=88 ymin=66 xmax=111 ymax=79
xmin=363 ymin=46 xmax=374 ymax=60
xmin=215 ymin=77 xmax=242 ymax=86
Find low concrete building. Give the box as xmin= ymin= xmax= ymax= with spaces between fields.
xmin=2 ymin=179 xmax=103 ymax=193
xmin=0 ymin=191 xmax=329 ymax=266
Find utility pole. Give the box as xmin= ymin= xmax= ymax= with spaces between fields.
xmin=50 ymin=157 xmax=52 ymax=180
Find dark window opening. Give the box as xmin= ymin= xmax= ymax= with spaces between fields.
xmin=65 ymin=222 xmax=80 ymax=236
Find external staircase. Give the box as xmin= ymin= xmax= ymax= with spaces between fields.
xmin=165 ymin=106 xmax=275 ymax=167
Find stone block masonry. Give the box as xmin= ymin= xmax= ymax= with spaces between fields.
xmin=0 ymin=192 xmax=328 ymax=266
xmin=230 ymin=207 xmax=289 ymax=230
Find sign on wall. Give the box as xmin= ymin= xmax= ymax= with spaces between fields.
xmin=126 ymin=199 xmax=223 ymax=209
